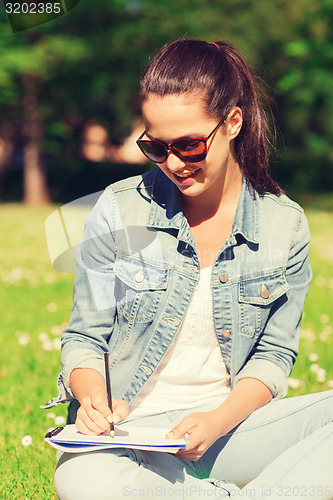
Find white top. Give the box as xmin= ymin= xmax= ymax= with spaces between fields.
xmin=127 ymin=266 xmax=231 ymax=420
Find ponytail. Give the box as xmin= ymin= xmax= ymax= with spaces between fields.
xmin=140 ymin=39 xmax=281 ymax=196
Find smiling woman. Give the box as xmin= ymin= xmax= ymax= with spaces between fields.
xmin=51 ymin=39 xmax=333 ymax=500
xmin=140 ymin=40 xmax=281 ymax=198
xmin=140 ymin=94 xmax=241 ymax=197
xmin=139 ymin=93 xmax=244 ymax=267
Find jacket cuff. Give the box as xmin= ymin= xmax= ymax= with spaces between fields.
xmin=234 ymin=359 xmax=288 ymax=399
xmin=41 ymin=349 xmax=105 ymax=409
xmin=63 ymin=348 xmax=106 ymax=383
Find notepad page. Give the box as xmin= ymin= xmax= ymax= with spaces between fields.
xmin=51 ymin=424 xmax=186 ymax=449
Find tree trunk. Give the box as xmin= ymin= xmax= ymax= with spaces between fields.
xmin=0 ymin=123 xmax=14 ymax=196
xmin=22 ymin=74 xmax=50 ymax=205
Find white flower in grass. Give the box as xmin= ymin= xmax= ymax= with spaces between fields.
xmin=42 ymin=341 xmax=53 ymax=351
xmin=38 ymin=332 xmax=49 ymax=342
xmin=53 ymin=338 xmax=61 ymax=351
xmin=28 ymin=277 xmax=40 ymax=288
xmin=54 ymin=416 xmax=66 ymax=426
xmin=310 ymin=363 xmax=320 ymax=373
xmin=21 ymin=435 xmax=33 ymax=446
xmin=47 ymin=302 xmax=58 ymax=312
xmin=319 ymin=326 xmax=332 ymax=341
xmin=44 ymin=272 xmax=55 ymax=284
xmin=51 ymin=325 xmax=62 ymax=336
xmin=300 ymin=329 xmax=316 ymax=341
xmin=10 ymin=267 xmax=23 ymax=282
xmin=308 ymin=353 xmax=319 ymax=362
xmin=17 ymin=332 xmax=30 ymax=346
xmin=320 ymin=314 xmax=329 ymax=324
xmin=47 ymin=412 xmax=56 ymax=419
xmin=316 ymin=368 xmax=326 ymax=383
xmin=327 ymin=380 xmax=333 ymax=388
xmin=288 ymin=377 xmax=304 ymax=389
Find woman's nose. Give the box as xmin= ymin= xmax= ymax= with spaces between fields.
xmin=165 ymin=151 xmax=186 ymax=172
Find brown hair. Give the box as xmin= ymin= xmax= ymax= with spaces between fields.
xmin=140 ymin=39 xmax=281 ymax=196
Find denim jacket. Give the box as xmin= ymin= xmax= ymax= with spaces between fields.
xmin=43 ymin=168 xmax=311 ymax=411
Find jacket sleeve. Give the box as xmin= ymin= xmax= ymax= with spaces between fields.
xmin=59 ymin=187 xmax=118 ymax=402
xmin=234 ymin=210 xmax=312 ymax=399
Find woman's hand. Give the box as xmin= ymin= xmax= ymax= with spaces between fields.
xmin=76 ymin=391 xmax=129 ymax=435
xmin=70 ymin=367 xmax=129 ymax=435
xmin=166 ymin=410 xmax=224 ymax=461
xmin=166 ymin=379 xmax=273 ymax=461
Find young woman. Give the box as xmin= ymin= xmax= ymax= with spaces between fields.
xmin=50 ymin=40 xmax=333 ymax=499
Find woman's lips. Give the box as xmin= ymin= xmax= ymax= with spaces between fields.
xmin=173 ymin=169 xmax=200 ymax=184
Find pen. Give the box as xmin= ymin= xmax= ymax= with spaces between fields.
xmin=104 ymin=352 xmax=114 ymax=437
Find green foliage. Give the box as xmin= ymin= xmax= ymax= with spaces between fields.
xmin=0 ymin=0 xmax=333 ymax=199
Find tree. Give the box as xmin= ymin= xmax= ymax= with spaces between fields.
xmin=0 ymin=10 xmax=89 ymax=204
xmin=0 ymin=0 xmax=332 ymax=202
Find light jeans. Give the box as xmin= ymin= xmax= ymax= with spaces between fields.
xmin=55 ymin=390 xmax=333 ymax=500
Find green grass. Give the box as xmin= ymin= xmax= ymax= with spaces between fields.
xmin=0 ymin=204 xmax=73 ymax=500
xmin=0 ymin=198 xmax=333 ymax=499
xmin=289 ymin=201 xmax=333 ymax=394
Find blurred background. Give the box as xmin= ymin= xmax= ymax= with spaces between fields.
xmin=0 ymin=1 xmax=332 ymax=498
xmin=0 ymin=0 xmax=332 ymax=204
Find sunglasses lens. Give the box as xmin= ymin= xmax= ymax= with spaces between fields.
xmin=137 ymin=138 xmax=207 ymax=164
xmin=172 ymin=139 xmax=207 ymax=162
xmin=138 ymin=141 xmax=167 ymax=163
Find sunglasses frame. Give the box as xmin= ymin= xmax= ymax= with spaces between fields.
xmin=136 ymin=118 xmax=225 ymax=164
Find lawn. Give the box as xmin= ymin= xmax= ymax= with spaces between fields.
xmin=0 ymin=196 xmax=332 ymax=499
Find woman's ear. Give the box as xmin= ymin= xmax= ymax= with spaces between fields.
xmin=227 ymin=107 xmax=243 ymax=140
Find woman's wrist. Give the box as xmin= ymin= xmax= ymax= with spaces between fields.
xmin=70 ymin=367 xmax=107 ymax=404
xmin=211 ymin=378 xmax=273 ymax=437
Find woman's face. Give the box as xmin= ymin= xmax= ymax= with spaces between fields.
xmin=141 ymin=92 xmax=242 ymax=202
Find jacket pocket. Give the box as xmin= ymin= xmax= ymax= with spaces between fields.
xmin=238 ymin=270 xmax=290 ymax=337
xmin=114 ymin=254 xmax=168 ymax=323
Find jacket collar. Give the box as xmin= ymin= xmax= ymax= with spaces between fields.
xmin=146 ymin=168 xmax=259 ymax=245
xmin=230 ymin=177 xmax=259 ymax=244
xmin=147 ymin=169 xmax=186 ymax=230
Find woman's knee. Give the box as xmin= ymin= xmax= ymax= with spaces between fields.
xmin=54 ymin=450 xmax=132 ymax=500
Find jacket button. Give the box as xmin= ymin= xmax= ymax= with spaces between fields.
xmin=261 ymin=284 xmax=270 ymax=299
xmin=222 ymin=329 xmax=231 ymax=338
xmin=135 ymin=270 xmax=144 ymax=283
xmin=219 ymin=272 xmax=228 ymax=283
xmin=140 ymin=364 xmax=152 ymax=374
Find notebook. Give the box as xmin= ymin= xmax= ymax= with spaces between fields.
xmin=45 ymin=423 xmax=187 ymax=454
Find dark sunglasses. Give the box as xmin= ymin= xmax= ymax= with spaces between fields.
xmin=136 ymin=119 xmax=225 ymax=164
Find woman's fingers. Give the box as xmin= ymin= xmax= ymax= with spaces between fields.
xmin=76 ymin=395 xmax=129 ymax=435
xmin=166 ymin=415 xmax=192 ymax=440
xmin=90 ymin=391 xmax=112 ymax=420
xmin=76 ymin=406 xmax=108 ymax=434
xmin=75 ymin=414 xmax=102 ymax=436
xmin=167 ymin=411 xmax=223 ymax=461
xmin=78 ymin=394 xmax=111 ymax=434
xmin=112 ymin=399 xmax=129 ymax=423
